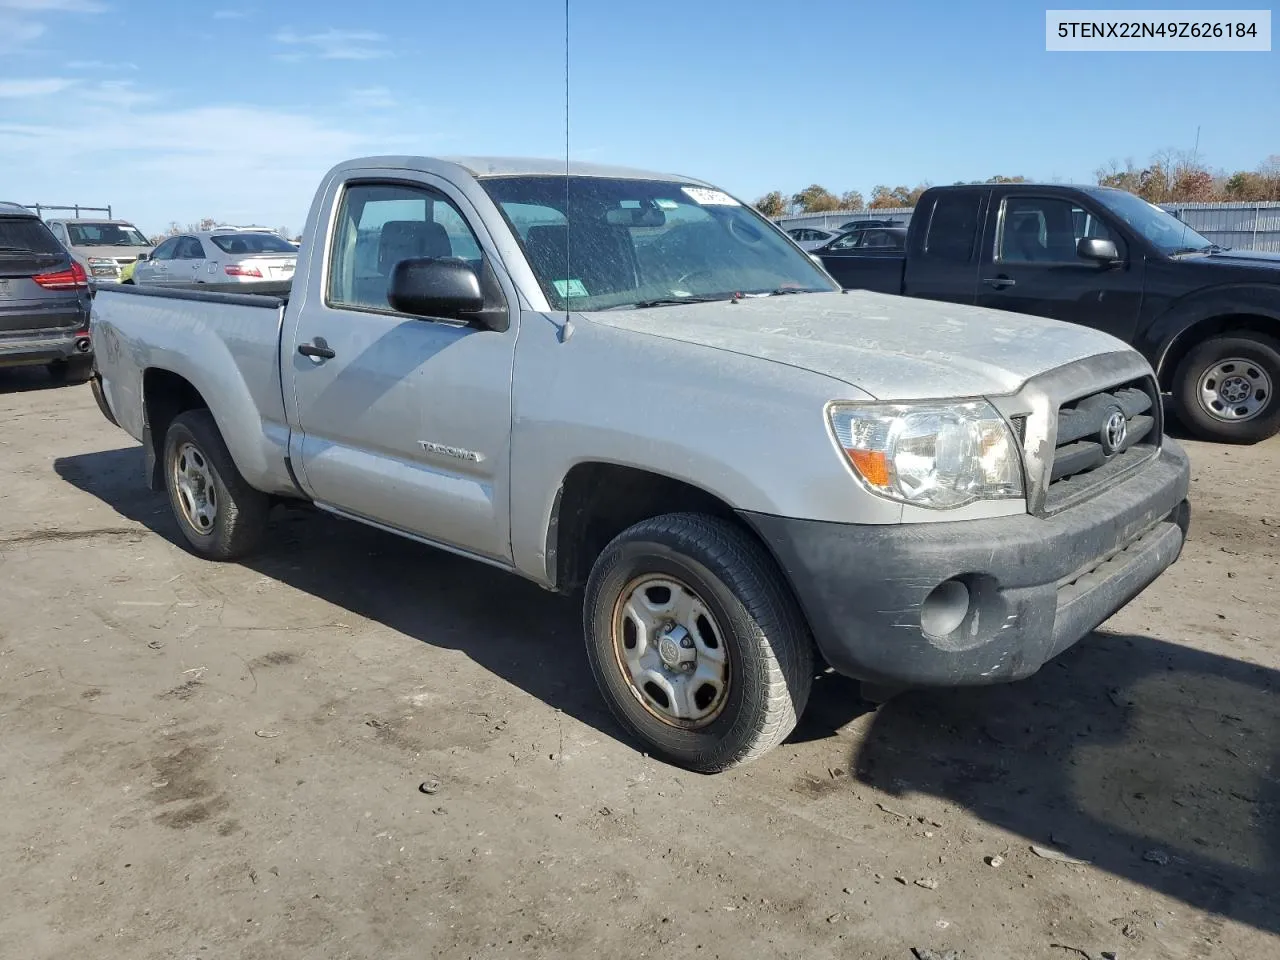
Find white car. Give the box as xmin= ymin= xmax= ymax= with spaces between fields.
xmin=131 ymin=229 xmax=297 ymax=286
xmin=785 ymin=226 xmax=841 ymax=251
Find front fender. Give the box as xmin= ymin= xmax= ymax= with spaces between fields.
xmin=1140 ymin=283 xmax=1280 ymax=378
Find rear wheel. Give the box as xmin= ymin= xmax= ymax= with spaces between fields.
xmin=583 ymin=513 xmax=813 ymax=773
xmin=47 ymin=356 xmax=93 ymax=384
xmin=1173 ymin=333 xmax=1280 ymax=443
xmin=163 ymin=409 xmax=269 ymax=560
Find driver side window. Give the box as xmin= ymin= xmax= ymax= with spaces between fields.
xmin=150 ymin=238 xmax=179 ymax=260
xmin=327 ymin=181 xmax=485 ymax=313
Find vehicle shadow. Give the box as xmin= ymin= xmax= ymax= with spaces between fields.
xmin=53 ymin=446 xmax=1278 ymax=934
xmin=0 ymin=366 xmax=78 ymax=394
xmin=53 ymin=444 xmax=619 ymax=733
xmin=849 ymin=631 xmax=1279 ymax=935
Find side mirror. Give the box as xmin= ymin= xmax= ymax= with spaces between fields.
xmin=388 ymin=258 xmax=491 ymax=324
xmin=1077 ymin=237 xmax=1120 ymax=265
xmin=135 ymin=252 xmax=150 ymax=262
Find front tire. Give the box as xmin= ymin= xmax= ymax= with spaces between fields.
xmin=583 ymin=513 xmax=813 ymax=773
xmin=163 ymin=409 xmax=269 ymax=560
xmin=1173 ymin=333 xmax=1280 ymax=443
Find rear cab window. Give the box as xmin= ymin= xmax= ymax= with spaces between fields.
xmin=922 ymin=192 xmax=983 ymax=262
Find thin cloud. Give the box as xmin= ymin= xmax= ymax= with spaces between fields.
xmin=0 ymin=77 xmax=76 ymax=97
xmin=68 ymin=59 xmax=139 ymax=70
xmin=0 ymin=1 xmax=107 ymax=11
xmin=345 ymin=86 xmax=395 ymax=110
xmin=0 ymin=17 xmax=44 ymax=51
xmin=274 ymin=27 xmax=390 ymax=60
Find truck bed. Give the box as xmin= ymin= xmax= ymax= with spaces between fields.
xmin=89 ymin=279 xmax=298 ymax=498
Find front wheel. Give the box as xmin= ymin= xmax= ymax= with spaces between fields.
xmin=1173 ymin=333 xmax=1280 ymax=443
xmin=163 ymin=409 xmax=270 ymax=560
xmin=583 ymin=513 xmax=813 ymax=773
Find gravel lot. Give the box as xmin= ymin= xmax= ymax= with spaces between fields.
xmin=1 ymin=367 xmax=1276 ymax=960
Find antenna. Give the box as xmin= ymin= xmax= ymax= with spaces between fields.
xmin=558 ymin=0 xmax=574 ymax=342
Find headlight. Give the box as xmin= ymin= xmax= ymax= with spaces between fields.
xmin=827 ymin=400 xmax=1024 ymax=508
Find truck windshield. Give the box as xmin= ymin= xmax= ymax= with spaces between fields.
xmin=1093 ymin=190 xmax=1215 ymax=256
xmin=67 ymin=223 xmax=150 ymax=247
xmin=481 ymin=176 xmax=837 ymax=310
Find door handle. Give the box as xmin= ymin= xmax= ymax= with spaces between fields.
xmin=982 ymin=276 xmax=1016 ymax=288
xmin=297 ymin=341 xmax=336 ymax=360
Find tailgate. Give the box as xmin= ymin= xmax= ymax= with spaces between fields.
xmin=0 ymin=258 xmax=85 ymax=338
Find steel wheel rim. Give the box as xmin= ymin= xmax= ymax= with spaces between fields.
xmin=610 ymin=574 xmax=730 ymax=729
xmin=1197 ymin=357 xmax=1272 ymax=423
xmin=173 ymin=441 xmax=218 ymax=534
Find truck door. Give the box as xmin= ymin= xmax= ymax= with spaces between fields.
xmin=901 ymin=189 xmax=987 ymax=305
xmin=975 ymin=193 xmax=1143 ymax=341
xmin=282 ymin=175 xmax=517 ymax=564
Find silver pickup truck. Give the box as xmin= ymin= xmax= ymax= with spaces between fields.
xmin=89 ymin=156 xmax=1192 ymax=773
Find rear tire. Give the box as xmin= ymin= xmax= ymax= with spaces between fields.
xmin=1173 ymin=333 xmax=1280 ymax=443
xmin=47 ymin=356 xmax=93 ymax=384
xmin=163 ymin=409 xmax=269 ymax=560
xmin=583 ymin=513 xmax=813 ymax=773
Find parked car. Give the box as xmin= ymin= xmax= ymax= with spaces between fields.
xmin=43 ymin=216 xmax=153 ymax=286
xmin=0 ymin=201 xmax=93 ymax=381
xmin=813 ymin=226 xmax=908 ymax=255
xmin=90 ymin=156 xmax=1190 ymax=773
xmin=814 ymin=183 xmax=1280 ymax=443
xmin=835 ymin=217 xmax=903 ymax=232
xmin=785 ymin=227 xmax=841 ymax=251
xmin=131 ymin=229 xmax=297 ymax=286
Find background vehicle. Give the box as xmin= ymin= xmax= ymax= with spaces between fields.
xmin=0 ymin=201 xmax=93 ymax=381
xmin=816 ymin=183 xmax=1280 ymax=443
xmin=131 ymin=228 xmax=298 ymax=286
xmin=786 ymin=226 xmax=841 ymax=250
xmin=90 ymin=156 xmax=1190 ymax=773
xmin=41 ymin=211 xmax=153 ymax=285
xmin=835 ymin=217 xmax=903 ymax=232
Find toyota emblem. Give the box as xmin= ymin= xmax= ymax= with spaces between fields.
xmin=1102 ymin=410 xmax=1127 ymax=454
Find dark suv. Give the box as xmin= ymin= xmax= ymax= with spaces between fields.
xmin=0 ymin=201 xmax=93 ymax=382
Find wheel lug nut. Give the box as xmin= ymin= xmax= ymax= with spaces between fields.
xmin=680 ymin=636 xmax=693 ymax=648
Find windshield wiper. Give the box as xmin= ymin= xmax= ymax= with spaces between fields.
xmin=623 ymin=295 xmax=734 ymax=309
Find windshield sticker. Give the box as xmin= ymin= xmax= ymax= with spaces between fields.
xmin=654 ymin=198 xmax=679 ymax=209
xmin=680 ymin=187 xmax=740 ymax=206
xmin=553 ymin=279 xmax=589 ymax=298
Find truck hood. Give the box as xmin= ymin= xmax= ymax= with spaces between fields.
xmin=586 ymin=290 xmax=1136 ymax=401
xmin=1191 ymin=248 xmax=1280 ymax=270
xmin=72 ymin=244 xmax=152 ymax=261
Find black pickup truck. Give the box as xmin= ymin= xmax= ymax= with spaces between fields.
xmin=812 ymin=184 xmax=1280 ymax=443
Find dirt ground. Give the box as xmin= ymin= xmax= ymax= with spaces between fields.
xmin=1 ymin=366 xmax=1276 ymax=960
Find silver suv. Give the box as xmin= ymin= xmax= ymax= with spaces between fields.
xmin=44 ymin=217 xmax=153 ymax=285
xmin=0 ymin=201 xmax=93 ymax=382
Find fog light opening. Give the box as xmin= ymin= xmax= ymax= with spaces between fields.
xmin=921 ymin=578 xmax=971 ymax=639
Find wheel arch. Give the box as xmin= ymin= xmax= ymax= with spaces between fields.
xmin=546 ymin=461 xmax=785 ymax=596
xmin=141 ymin=367 xmax=210 ymax=490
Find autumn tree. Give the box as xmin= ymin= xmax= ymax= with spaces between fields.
xmin=867 ymin=185 xmax=895 ymax=208
xmin=791 ymin=184 xmax=841 ymax=213
xmin=839 ymin=190 xmax=865 ymax=211
xmin=985 ymin=175 xmax=1028 ymax=184
xmin=753 ymin=191 xmax=788 ymax=218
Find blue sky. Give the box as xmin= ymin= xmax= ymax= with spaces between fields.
xmin=0 ymin=0 xmax=1275 ymax=235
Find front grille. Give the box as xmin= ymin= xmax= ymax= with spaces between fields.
xmin=1043 ymin=377 xmax=1160 ymax=514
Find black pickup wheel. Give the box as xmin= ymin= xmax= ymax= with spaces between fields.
xmin=583 ymin=513 xmax=813 ymax=773
xmin=1173 ymin=332 xmax=1280 ymax=443
xmin=162 ymin=409 xmax=270 ymax=560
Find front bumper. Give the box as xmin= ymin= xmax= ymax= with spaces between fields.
xmin=744 ymin=441 xmax=1191 ymax=687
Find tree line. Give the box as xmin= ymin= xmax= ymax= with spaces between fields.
xmin=756 ymin=152 xmax=1280 ymax=216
